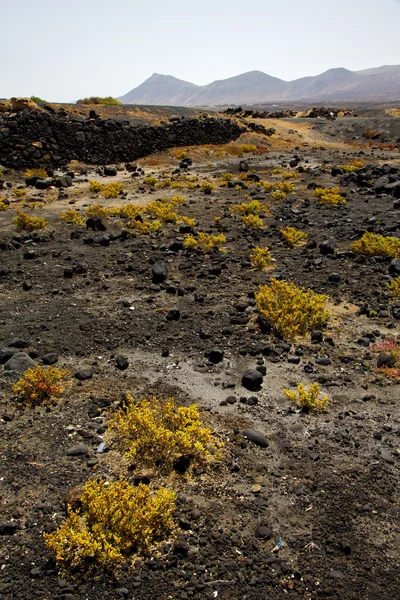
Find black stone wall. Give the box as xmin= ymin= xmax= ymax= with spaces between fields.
xmin=0 ymin=110 xmax=244 ymax=169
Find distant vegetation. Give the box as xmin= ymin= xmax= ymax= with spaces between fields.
xmin=77 ymin=96 xmax=122 ymax=106
xmin=30 ymin=96 xmax=46 ymax=103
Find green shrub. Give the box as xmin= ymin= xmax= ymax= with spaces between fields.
xmin=283 ymin=383 xmax=328 ymax=412
xmin=77 ymin=96 xmax=122 ymax=105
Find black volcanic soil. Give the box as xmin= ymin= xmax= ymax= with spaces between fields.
xmin=0 ymin=114 xmax=400 ymax=600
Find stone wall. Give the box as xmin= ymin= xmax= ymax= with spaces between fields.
xmin=0 ymin=108 xmax=244 ymax=169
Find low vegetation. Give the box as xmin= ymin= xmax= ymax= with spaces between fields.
xmin=352 ymin=232 xmax=400 ymax=259
xmin=44 ymin=479 xmax=175 ymax=570
xmin=313 ymin=187 xmax=346 ymax=205
xmin=242 ymin=214 xmax=264 ymax=228
xmin=12 ymin=211 xmax=48 ymax=231
xmin=60 ymin=209 xmax=86 ymax=226
xmin=108 ymin=396 xmax=217 ymax=472
xmin=23 ymin=168 xmax=48 ymax=178
xmin=280 ymin=225 xmax=308 ymax=247
xmin=250 ymin=246 xmax=271 ymax=270
xmin=386 ymin=277 xmax=400 ymax=297
xmin=183 ymin=232 xmax=226 ymax=252
xmin=77 ymin=96 xmax=122 ymax=105
xmin=13 ymin=366 xmax=68 ymax=407
xmin=256 ymin=278 xmax=329 ymax=339
xmin=283 ymin=383 xmax=328 ymax=412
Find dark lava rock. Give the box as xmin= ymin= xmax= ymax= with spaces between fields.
xmin=389 ymin=259 xmax=400 ymax=276
xmin=104 ymin=167 xmax=117 ymax=176
xmin=311 ymin=330 xmax=323 ymax=343
xmin=242 ymin=369 xmax=263 ymax=391
xmin=0 ymin=521 xmax=21 ymax=535
xmin=86 ymin=217 xmax=107 ymax=232
xmin=319 ymin=241 xmax=335 ymax=256
xmin=207 ymin=348 xmax=224 ymax=364
xmin=42 ymin=352 xmax=59 ymax=365
xmin=243 ymin=428 xmax=269 ymax=448
xmin=65 ymin=444 xmax=89 ymax=456
xmin=152 ymin=261 xmax=168 ymax=283
xmin=0 ymin=347 xmax=18 ymax=364
xmin=377 ymin=352 xmax=396 ymax=368
xmin=166 ymin=309 xmax=180 ymax=321
xmin=115 ymin=354 xmax=129 ymax=370
xmin=255 ymin=525 xmax=272 ymax=539
xmin=3 ymin=352 xmax=36 ymax=372
xmin=74 ymin=368 xmax=93 ymax=381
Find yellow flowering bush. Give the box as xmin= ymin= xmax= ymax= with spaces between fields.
xmin=44 ymin=479 xmax=176 ymax=570
xmin=256 ymin=278 xmax=329 ymax=339
xmin=13 ymin=366 xmax=68 ymax=407
xmin=60 ymin=210 xmax=86 ymax=226
xmin=313 ymin=187 xmax=346 ymax=205
xmin=250 ymin=246 xmax=271 ymax=270
xmin=12 ymin=211 xmax=48 ymax=231
xmin=108 ymin=396 xmax=217 ymax=472
xmin=352 ymin=232 xmax=400 ymax=259
xmin=280 ymin=225 xmax=308 ymax=247
xmin=283 ymin=383 xmax=328 ymax=412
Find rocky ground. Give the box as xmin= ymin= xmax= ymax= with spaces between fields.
xmin=0 ymin=110 xmax=400 ymax=600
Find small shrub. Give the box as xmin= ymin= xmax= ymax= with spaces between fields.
xmin=116 ymin=204 xmax=144 ymax=219
xmin=386 ymin=277 xmax=400 ymax=297
xmin=132 ymin=219 xmax=162 ymax=234
xmin=173 ymin=149 xmax=187 ymax=159
xmin=170 ymin=195 xmax=185 ymax=206
xmin=184 ymin=232 xmax=226 ymax=252
xmin=339 ymin=160 xmax=364 ymax=173
xmin=262 ymin=181 xmax=275 ymax=192
xmin=144 ymin=176 xmax=157 ymax=186
xmin=13 ymin=366 xmax=68 ymax=407
xmin=146 ymin=201 xmax=179 ymax=223
xmin=230 ymin=200 xmax=266 ymax=216
xmin=12 ymin=211 xmax=48 ymax=231
xmin=23 ymin=168 xmax=48 ymax=178
xmin=250 ymin=246 xmax=271 ymax=270
xmin=86 ymin=204 xmax=110 ymax=219
xmin=0 ymin=201 xmax=8 ymax=211
xmin=13 ymin=188 xmax=27 ymax=198
xmin=221 ymin=173 xmax=234 ymax=183
xmin=256 ymin=278 xmax=329 ymax=339
xmin=280 ymin=225 xmax=308 ymax=247
xmin=30 ymin=96 xmax=45 ymax=103
xmin=88 ymin=180 xmax=103 ymax=193
xmin=108 ymin=396 xmax=217 ymax=472
xmin=371 ymin=339 xmax=400 ymax=381
xmin=270 ymin=191 xmax=287 ymax=201
xmin=239 ymin=144 xmax=256 ymax=154
xmin=242 ymin=214 xmax=264 ymax=228
xmin=282 ymin=171 xmax=300 ymax=180
xmin=352 ymin=232 xmax=400 ymax=259
xmin=201 ymin=181 xmax=214 ymax=193
xmin=101 ymin=182 xmax=123 ymax=198
xmin=60 ymin=210 xmax=86 ymax=226
xmin=313 ymin=187 xmax=345 ymax=205
xmin=283 ymin=383 xmax=328 ymax=412
xmin=277 ymin=181 xmax=295 ymax=194
xmin=44 ymin=479 xmax=175 ymax=570
xmin=77 ymin=96 xmax=121 ymax=105
xmin=180 ymin=216 xmax=196 ymax=228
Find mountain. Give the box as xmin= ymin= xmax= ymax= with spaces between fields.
xmin=118 ymin=65 xmax=400 ymax=106
xmin=120 ymin=73 xmax=200 ymax=106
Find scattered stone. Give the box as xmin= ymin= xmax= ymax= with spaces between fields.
xmin=42 ymin=352 xmax=58 ymax=365
xmin=243 ymin=428 xmax=269 ymax=448
xmin=74 ymin=368 xmax=93 ymax=381
xmin=115 ymin=354 xmax=129 ymax=370
xmin=207 ymin=348 xmax=224 ymax=364
xmin=65 ymin=444 xmax=89 ymax=456
xmin=3 ymin=352 xmax=36 ymax=372
xmin=241 ymin=369 xmax=263 ymax=391
xmin=152 ymin=261 xmax=168 ymax=283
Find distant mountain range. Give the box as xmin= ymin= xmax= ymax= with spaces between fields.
xmin=118 ymin=65 xmax=400 ymax=106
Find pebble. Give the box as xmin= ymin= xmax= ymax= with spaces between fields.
xmin=65 ymin=444 xmax=89 ymax=456
xmin=74 ymin=368 xmax=93 ymax=381
xmin=243 ymin=429 xmax=269 ymax=448
xmin=241 ymin=369 xmax=263 ymax=391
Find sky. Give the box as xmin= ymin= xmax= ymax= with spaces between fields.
xmin=2 ymin=0 xmax=400 ymax=102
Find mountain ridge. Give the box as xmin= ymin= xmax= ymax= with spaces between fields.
xmin=119 ymin=65 xmax=400 ymax=105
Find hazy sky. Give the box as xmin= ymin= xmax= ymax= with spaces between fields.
xmin=2 ymin=0 xmax=400 ymax=102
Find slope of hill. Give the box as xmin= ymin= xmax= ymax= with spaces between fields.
xmin=118 ymin=65 xmax=400 ymax=106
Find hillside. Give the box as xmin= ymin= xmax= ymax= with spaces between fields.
xmin=119 ymin=65 xmax=400 ymax=105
